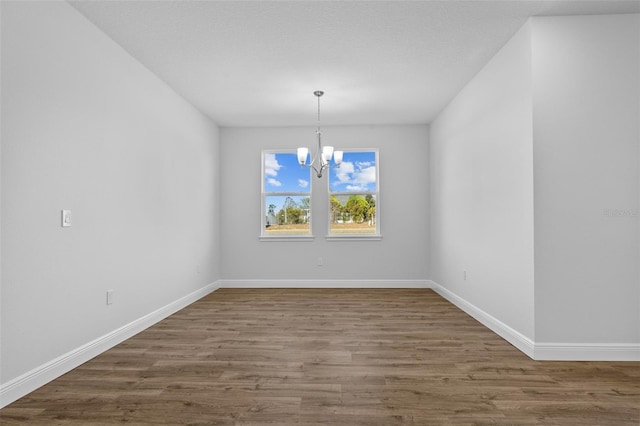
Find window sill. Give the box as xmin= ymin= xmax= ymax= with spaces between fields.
xmin=259 ymin=235 xmax=315 ymax=242
xmin=325 ymin=235 xmax=382 ymax=242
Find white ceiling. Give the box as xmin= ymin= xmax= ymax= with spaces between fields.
xmin=69 ymin=1 xmax=640 ymax=127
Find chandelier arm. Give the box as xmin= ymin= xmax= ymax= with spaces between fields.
xmin=312 ymin=164 xmax=323 ymax=178
xmin=317 ymin=130 xmax=326 ymax=166
xmin=296 ymin=90 xmax=338 ymax=179
xmin=308 ymin=140 xmax=320 ymax=167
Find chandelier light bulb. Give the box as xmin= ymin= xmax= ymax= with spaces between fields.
xmin=297 ymin=147 xmax=309 ymax=165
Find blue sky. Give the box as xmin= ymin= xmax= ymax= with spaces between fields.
xmin=264 ymin=151 xmax=376 ymax=215
xmin=264 ymin=152 xmax=310 ymax=193
xmin=264 ymin=151 xmax=376 ymax=193
xmin=329 ymin=151 xmax=377 ymax=193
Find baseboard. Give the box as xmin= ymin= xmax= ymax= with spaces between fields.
xmin=4 ymin=279 xmax=635 ymax=408
xmin=430 ymin=280 xmax=640 ymax=361
xmin=219 ymin=279 xmax=432 ymax=288
xmin=535 ymin=343 xmax=640 ymax=361
xmin=429 ymin=280 xmax=536 ymax=359
xmin=0 ymin=281 xmax=221 ymax=409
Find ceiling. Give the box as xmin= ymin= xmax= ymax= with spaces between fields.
xmin=69 ymin=1 xmax=640 ymax=127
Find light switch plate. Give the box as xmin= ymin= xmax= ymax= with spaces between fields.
xmin=61 ymin=210 xmax=71 ymax=227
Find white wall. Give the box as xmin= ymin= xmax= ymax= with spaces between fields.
xmin=532 ymin=15 xmax=640 ymax=346
xmin=2 ymin=6 xmax=635 ymax=411
xmin=429 ymin=22 xmax=536 ymax=343
xmin=220 ymin=125 xmax=429 ymax=283
xmin=1 ymin=0 xmax=220 ymax=394
xmin=430 ymin=14 xmax=639 ymax=359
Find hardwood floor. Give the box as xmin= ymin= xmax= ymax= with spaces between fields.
xmin=1 ymin=289 xmax=638 ymax=425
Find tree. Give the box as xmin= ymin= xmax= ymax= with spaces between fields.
xmin=300 ymin=197 xmax=310 ymax=210
xmin=287 ymin=207 xmax=305 ymax=224
xmin=299 ymin=197 xmax=310 ymax=223
xmin=281 ymin=197 xmax=297 ymax=224
xmin=330 ymin=195 xmax=342 ymax=223
xmin=364 ymin=195 xmax=376 ymax=224
xmin=365 ymin=194 xmax=375 ymax=207
xmin=367 ymin=205 xmax=376 ymax=225
xmin=345 ymin=195 xmax=369 ymax=223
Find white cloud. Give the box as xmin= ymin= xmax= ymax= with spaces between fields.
xmin=334 ymin=161 xmax=354 ymax=183
xmin=298 ymin=179 xmax=309 ymax=189
xmin=332 ymin=160 xmax=376 ymax=191
xmin=346 ymin=184 xmax=368 ymax=191
xmin=354 ymin=166 xmax=376 ymax=185
xmin=267 ymin=178 xmax=282 ymax=187
xmin=264 ymin=153 xmax=281 ymax=177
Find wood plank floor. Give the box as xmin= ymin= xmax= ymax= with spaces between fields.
xmin=1 ymin=289 xmax=638 ymax=425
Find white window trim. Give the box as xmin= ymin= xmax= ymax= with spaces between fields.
xmin=259 ymin=235 xmax=315 ymax=242
xmin=325 ymin=235 xmax=382 ymax=242
xmin=261 ymin=149 xmax=313 ymax=240
xmin=326 ymin=148 xmax=381 ymax=240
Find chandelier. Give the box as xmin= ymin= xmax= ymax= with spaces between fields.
xmin=297 ymin=90 xmax=342 ymax=178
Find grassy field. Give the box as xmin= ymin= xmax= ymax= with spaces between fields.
xmin=265 ymin=222 xmax=375 ymax=235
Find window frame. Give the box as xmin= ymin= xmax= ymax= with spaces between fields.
xmin=260 ymin=149 xmax=314 ymax=242
xmin=326 ymin=148 xmax=381 ymax=241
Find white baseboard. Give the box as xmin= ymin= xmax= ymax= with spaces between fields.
xmin=0 ymin=281 xmax=221 ymax=409
xmin=430 ymin=280 xmax=640 ymax=362
xmin=219 ymin=279 xmax=432 ymax=288
xmin=4 ymin=279 xmax=636 ymax=409
xmin=535 ymin=343 xmax=640 ymax=361
xmin=429 ymin=281 xmax=536 ymax=359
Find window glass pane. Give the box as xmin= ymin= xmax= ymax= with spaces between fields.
xmin=264 ymin=152 xmax=310 ymax=193
xmin=329 ymin=150 xmax=378 ymax=236
xmin=265 ymin=195 xmax=311 ymax=235
xmin=329 ymin=151 xmax=376 ymax=193
xmin=329 ymin=194 xmax=376 ymax=235
xmin=263 ymin=151 xmax=311 ymax=237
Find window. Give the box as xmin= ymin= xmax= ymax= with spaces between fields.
xmin=328 ymin=149 xmax=379 ymax=237
xmin=262 ymin=151 xmax=312 ymax=238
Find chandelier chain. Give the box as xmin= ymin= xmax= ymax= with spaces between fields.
xmin=314 ymin=90 xmax=323 ymax=128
